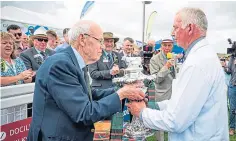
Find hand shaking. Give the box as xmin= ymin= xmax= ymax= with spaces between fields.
xmin=117 ymin=85 xmax=145 ymax=101
xmin=126 ymin=101 xmax=147 ymax=117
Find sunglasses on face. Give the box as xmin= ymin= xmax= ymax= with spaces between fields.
xmin=36 ymin=38 xmax=48 ymax=43
xmin=14 ymin=33 xmax=22 ymax=37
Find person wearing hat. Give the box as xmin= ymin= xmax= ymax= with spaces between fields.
xmin=143 ymin=37 xmax=176 ymax=140
xmin=149 ymin=37 xmax=177 ymax=102
xmin=88 ymin=32 xmax=127 ymax=90
xmin=20 ymin=27 xmax=55 ymax=82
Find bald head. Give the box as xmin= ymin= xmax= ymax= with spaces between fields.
xmin=147 ymin=40 xmax=155 ymax=47
xmin=68 ymin=20 xmax=103 ymax=45
xmin=68 ymin=20 xmax=103 ymax=65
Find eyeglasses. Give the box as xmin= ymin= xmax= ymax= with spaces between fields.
xmin=36 ymin=38 xmax=48 ymax=43
xmin=84 ymin=33 xmax=104 ymax=45
xmin=14 ymin=33 xmax=22 ymax=37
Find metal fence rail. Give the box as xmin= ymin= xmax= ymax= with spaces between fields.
xmin=1 ymin=83 xmax=34 ymax=125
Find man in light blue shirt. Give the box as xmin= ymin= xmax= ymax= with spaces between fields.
xmin=127 ymin=8 xmax=229 ymax=141
xmin=55 ymin=28 xmax=70 ymax=52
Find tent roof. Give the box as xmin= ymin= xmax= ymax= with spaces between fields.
xmin=1 ymin=6 xmax=63 ymax=29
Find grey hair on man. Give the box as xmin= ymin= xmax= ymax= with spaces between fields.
xmin=67 ymin=20 xmax=104 ymax=64
xmin=177 ymin=7 xmax=208 ymax=33
xmin=68 ymin=23 xmax=90 ymax=45
xmin=123 ymin=37 xmax=134 ymax=44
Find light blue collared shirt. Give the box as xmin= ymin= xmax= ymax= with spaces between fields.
xmin=34 ymin=47 xmax=45 ymax=60
xmin=71 ymin=46 xmax=85 ymax=72
xmin=103 ymin=50 xmax=113 ymax=62
xmin=34 ymin=47 xmax=41 ymax=54
xmin=184 ymin=36 xmax=205 ymax=60
xmin=55 ymin=42 xmax=69 ymax=52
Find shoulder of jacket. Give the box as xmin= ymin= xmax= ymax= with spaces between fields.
xmin=23 ymin=48 xmax=33 ymax=53
xmin=152 ymin=53 xmax=161 ymax=60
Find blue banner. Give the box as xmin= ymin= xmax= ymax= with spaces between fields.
xmin=80 ymin=1 xmax=95 ymax=19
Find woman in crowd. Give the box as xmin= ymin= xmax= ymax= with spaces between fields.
xmin=0 ymin=32 xmax=34 ymax=87
xmin=0 ymin=32 xmax=35 ymax=125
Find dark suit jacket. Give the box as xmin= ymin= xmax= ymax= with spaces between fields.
xmin=88 ymin=50 xmax=127 ymax=89
xmin=20 ymin=47 xmax=55 ymax=71
xmin=27 ymin=46 xmax=122 ymax=141
xmin=20 ymin=47 xmax=55 ymax=82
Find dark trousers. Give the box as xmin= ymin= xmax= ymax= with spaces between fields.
xmin=229 ymin=85 xmax=236 ymax=129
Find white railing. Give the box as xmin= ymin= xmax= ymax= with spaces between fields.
xmin=1 ymin=83 xmax=35 ymax=109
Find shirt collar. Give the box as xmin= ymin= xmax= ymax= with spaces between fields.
xmin=63 ymin=42 xmax=69 ymax=46
xmin=184 ymin=36 xmax=205 ymax=59
xmin=123 ymin=51 xmax=131 ymax=57
xmin=34 ymin=47 xmax=44 ymax=54
xmin=103 ymin=50 xmax=112 ymax=56
xmin=71 ymin=46 xmax=86 ymax=71
xmin=161 ymin=50 xmax=167 ymax=60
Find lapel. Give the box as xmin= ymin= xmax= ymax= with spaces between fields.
xmin=120 ymin=51 xmax=124 ymax=57
xmin=112 ymin=51 xmax=119 ymax=65
xmin=102 ymin=50 xmax=112 ymax=69
xmin=32 ymin=47 xmax=43 ymax=65
xmin=158 ymin=51 xmax=165 ymax=66
xmin=32 ymin=47 xmax=39 ymax=56
xmin=64 ymin=46 xmax=90 ymax=96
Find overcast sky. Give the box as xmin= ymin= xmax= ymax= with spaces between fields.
xmin=1 ymin=1 xmax=236 ymax=53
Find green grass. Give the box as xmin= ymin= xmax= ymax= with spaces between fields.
xmin=164 ymin=132 xmax=236 ymax=141
xmin=230 ymin=135 xmax=236 ymax=141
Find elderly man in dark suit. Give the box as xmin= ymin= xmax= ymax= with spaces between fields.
xmin=27 ymin=20 xmax=145 ymax=141
xmin=88 ymin=32 xmax=127 ymax=89
xmin=20 ymin=28 xmax=55 ymax=81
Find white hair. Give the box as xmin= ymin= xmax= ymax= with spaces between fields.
xmin=178 ymin=8 xmax=208 ymax=32
xmin=68 ymin=22 xmax=91 ymax=45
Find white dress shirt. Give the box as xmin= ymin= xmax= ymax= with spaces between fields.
xmin=141 ymin=39 xmax=229 ymax=141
